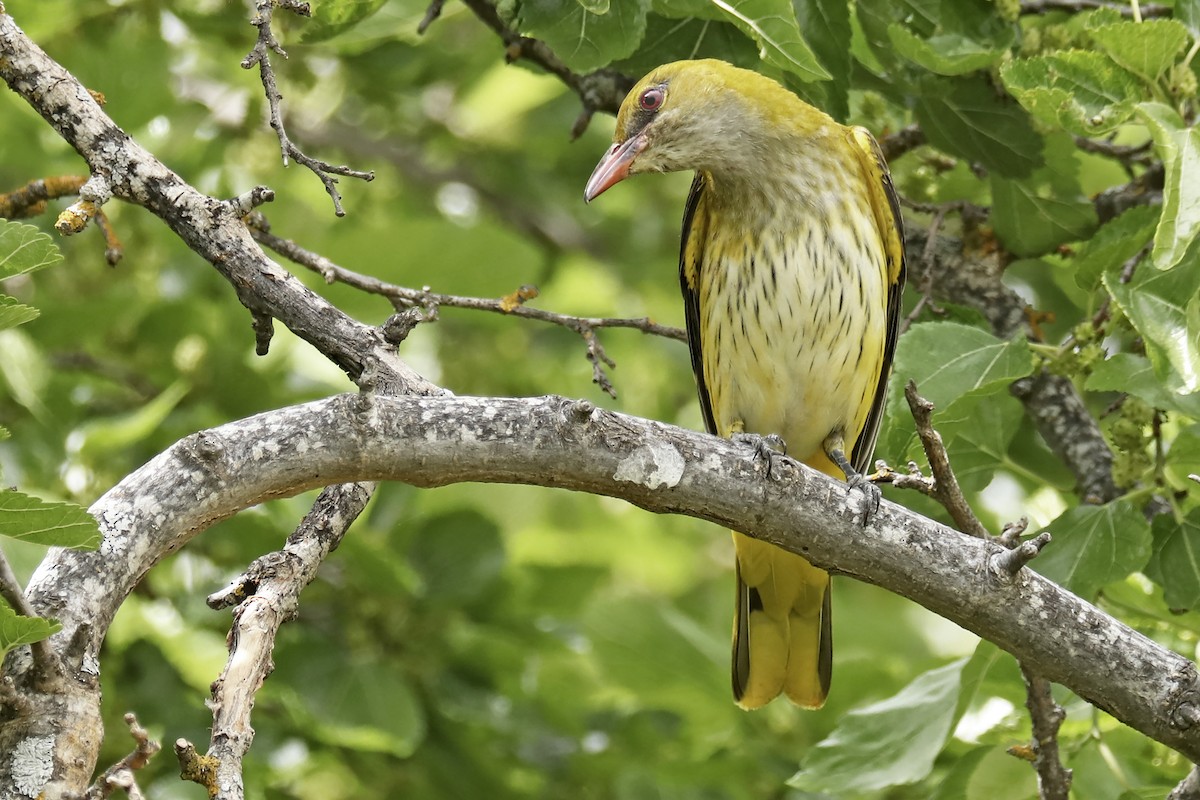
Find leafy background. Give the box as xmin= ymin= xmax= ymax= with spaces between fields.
xmin=2 ymin=0 xmax=1200 ymax=797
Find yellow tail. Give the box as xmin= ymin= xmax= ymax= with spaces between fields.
xmin=731 ymin=531 xmax=832 ymax=709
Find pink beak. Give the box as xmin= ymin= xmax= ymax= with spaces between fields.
xmin=584 ymin=135 xmax=647 ymax=202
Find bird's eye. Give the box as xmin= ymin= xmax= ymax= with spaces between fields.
xmin=638 ymin=87 xmax=665 ymax=112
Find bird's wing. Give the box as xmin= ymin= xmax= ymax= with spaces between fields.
xmin=678 ymin=172 xmax=719 ymax=437
xmin=847 ymin=127 xmax=907 ymax=474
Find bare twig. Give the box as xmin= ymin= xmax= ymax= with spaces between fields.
xmin=0 ymin=175 xmax=87 ymax=218
xmin=898 ymin=382 xmax=1068 ymax=794
xmin=240 ymin=0 xmax=373 ymax=215
xmin=902 ymin=381 xmax=990 ymax=538
xmin=92 ymin=209 xmax=123 ymax=266
xmin=82 ymin=713 xmax=160 ymax=800
xmin=1169 ymin=766 xmax=1200 ymax=800
xmin=899 ymin=207 xmax=948 ymax=334
xmin=1073 ymin=136 xmax=1153 ymax=177
xmin=457 ymin=0 xmax=634 ymax=136
xmin=194 ymin=482 xmax=373 ymax=800
xmin=1015 ymin=668 xmax=1072 ymax=800
xmin=417 ymin=0 xmax=446 ymax=34
xmin=174 ymin=739 xmax=218 ymax=796
xmin=992 ymin=532 xmax=1052 ymax=577
xmin=55 ymin=174 xmax=112 ymax=235
xmin=878 ymin=124 xmax=925 ymax=164
xmin=248 ymin=219 xmax=685 ymax=397
xmin=0 ymin=549 xmax=60 ymax=685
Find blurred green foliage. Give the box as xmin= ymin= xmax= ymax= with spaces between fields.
xmin=3 ymin=0 xmax=1200 ymax=797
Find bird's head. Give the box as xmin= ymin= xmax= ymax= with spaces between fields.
xmin=584 ymin=59 xmax=811 ymax=202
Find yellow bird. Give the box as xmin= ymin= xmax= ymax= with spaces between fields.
xmin=585 ymin=60 xmax=905 ymax=709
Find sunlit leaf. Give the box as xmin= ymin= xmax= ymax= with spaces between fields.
xmin=1090 ymin=20 xmax=1189 ymax=85
xmin=887 ymin=24 xmax=1009 ymax=76
xmin=1086 ymin=353 xmax=1200 ymax=417
xmin=0 ymin=295 xmax=38 ymax=331
xmin=0 ymin=489 xmax=101 ymax=548
xmin=789 ymin=658 xmax=967 ymax=793
xmin=708 ymin=0 xmax=830 ymax=81
xmin=1104 ymin=249 xmax=1200 ymax=394
xmin=0 ymin=219 xmax=63 ymax=280
xmin=1138 ymin=103 xmax=1200 ymax=271
xmin=1032 ymin=501 xmax=1152 ymax=599
xmin=1000 ymin=51 xmax=1139 ymax=137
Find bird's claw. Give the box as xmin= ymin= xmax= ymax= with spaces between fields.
xmin=846 ymin=472 xmax=882 ymax=526
xmin=732 ymin=432 xmax=788 ymax=477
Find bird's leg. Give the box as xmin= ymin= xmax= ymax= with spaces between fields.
xmin=823 ymin=431 xmax=882 ymax=525
xmin=729 ymin=421 xmax=789 ymax=478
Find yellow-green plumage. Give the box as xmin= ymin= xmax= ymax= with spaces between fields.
xmin=586 ymin=60 xmax=905 ymax=709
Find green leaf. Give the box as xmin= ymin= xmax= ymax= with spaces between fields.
xmin=301 ymin=0 xmax=390 ymax=42
xmin=517 ymin=0 xmax=650 ymax=73
xmin=1086 ymin=353 xmax=1200 ymax=417
xmin=407 ymin=510 xmax=505 ymax=605
xmin=0 ymin=600 xmax=61 ymax=660
xmin=1090 ymin=20 xmax=1189 ymax=85
xmin=584 ymin=593 xmax=730 ymax=728
xmin=1071 ymin=204 xmax=1159 ymax=291
xmin=579 ymin=0 xmax=611 ymax=12
xmin=72 ymin=380 xmax=190 ymax=457
xmin=1145 ymin=511 xmax=1200 ymax=611
xmin=1000 ymin=51 xmax=1139 ymax=137
xmin=615 ymin=15 xmax=760 ymax=78
xmin=0 ymin=295 xmax=39 ymax=331
xmin=854 ymin=0 xmax=939 ymax=72
xmin=892 ymin=322 xmax=1036 ymax=410
xmin=883 ymin=21 xmax=1012 ymax=75
xmin=1104 ymin=248 xmax=1200 ymax=394
xmin=935 ymin=745 xmax=1038 ymax=800
xmin=789 ymin=658 xmax=967 ymax=793
xmin=991 ymin=143 xmax=1099 ymax=258
xmin=914 ymin=75 xmax=1044 ymax=178
xmin=0 ymin=219 xmax=63 ymax=280
xmin=0 ymin=328 xmax=49 ymax=419
xmin=273 ymin=638 xmax=427 ymax=757
xmin=1138 ymin=102 xmax=1200 ymax=271
xmin=1166 ymin=425 xmax=1200 ymax=490
xmin=1031 ymin=501 xmax=1152 ymax=599
xmin=794 ymin=0 xmax=852 ymax=119
xmin=1179 ymin=0 xmax=1200 ymax=39
xmin=0 ymin=489 xmax=101 ymax=548
xmin=708 ymin=0 xmax=830 ymax=81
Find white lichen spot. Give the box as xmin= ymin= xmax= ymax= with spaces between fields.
xmin=12 ymin=734 xmax=54 ymax=797
xmin=613 ymin=442 xmax=685 ymax=490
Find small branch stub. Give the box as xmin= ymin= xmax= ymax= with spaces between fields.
xmin=992 ymin=532 xmax=1052 ymax=578
xmin=55 ymin=175 xmax=112 ymax=235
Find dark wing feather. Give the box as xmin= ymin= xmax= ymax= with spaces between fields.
xmin=848 ymin=129 xmax=907 ymax=474
xmin=679 ymin=172 xmax=718 ymax=437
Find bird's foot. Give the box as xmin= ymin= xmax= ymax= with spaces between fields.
xmin=846 ymin=471 xmax=882 ymax=527
xmin=732 ymin=432 xmax=789 ymax=478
